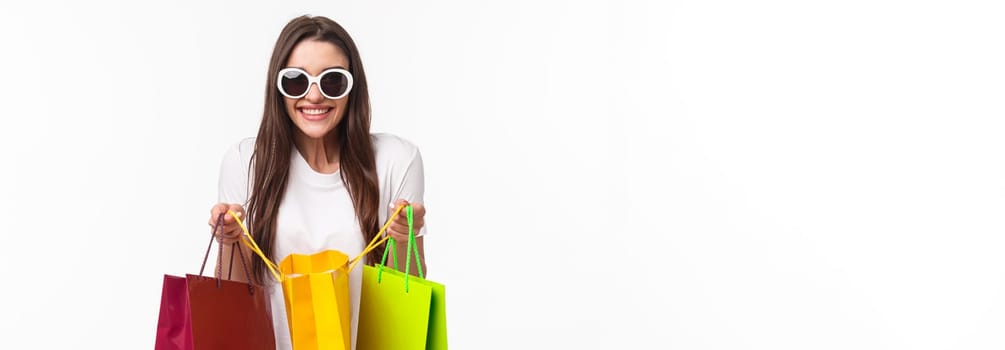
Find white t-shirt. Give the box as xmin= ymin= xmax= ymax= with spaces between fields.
xmin=216 ymin=132 xmax=426 ymax=350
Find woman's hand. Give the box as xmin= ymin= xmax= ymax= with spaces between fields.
xmin=386 ymin=199 xmax=425 ymax=241
xmin=208 ymin=203 xmax=246 ymax=243
xmin=385 ymin=199 xmax=427 ymax=276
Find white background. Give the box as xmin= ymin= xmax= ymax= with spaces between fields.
xmin=1 ymin=0 xmax=1004 ymax=349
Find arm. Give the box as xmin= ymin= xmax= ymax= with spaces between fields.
xmin=211 ymin=141 xmax=253 ymax=283
xmin=384 ymin=145 xmax=428 ymax=277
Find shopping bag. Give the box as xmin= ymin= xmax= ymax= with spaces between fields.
xmin=358 ymin=206 xmax=448 ymax=350
xmin=154 ymin=215 xmax=276 ymax=350
xmin=278 ymin=250 xmax=352 ymax=350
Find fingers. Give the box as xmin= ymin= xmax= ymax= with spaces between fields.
xmin=393 ymin=201 xmax=424 ymax=215
xmin=394 ymin=202 xmax=424 ymax=227
xmin=209 ymin=204 xmax=245 ymax=222
xmin=390 ymin=199 xmax=409 ymax=213
xmin=209 ymin=203 xmax=228 ymax=226
xmin=211 ymin=203 xmax=228 ymax=215
xmin=389 ymin=214 xmax=424 ymax=231
xmin=209 ymin=203 xmax=247 ymax=243
xmin=389 ymin=200 xmax=424 ymax=219
xmin=217 ymin=226 xmax=244 ymax=243
xmin=225 ymin=204 xmax=245 ymax=224
xmin=386 ymin=221 xmax=410 ymax=240
xmin=386 ymin=200 xmax=425 ymax=240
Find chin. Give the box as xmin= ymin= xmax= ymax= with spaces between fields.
xmin=298 ymin=126 xmax=335 ymax=139
xmin=289 ymin=110 xmax=343 ymax=139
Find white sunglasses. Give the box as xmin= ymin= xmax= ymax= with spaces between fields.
xmin=276 ymin=67 xmax=354 ymax=100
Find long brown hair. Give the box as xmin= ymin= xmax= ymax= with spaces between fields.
xmin=246 ymin=15 xmax=380 ymax=285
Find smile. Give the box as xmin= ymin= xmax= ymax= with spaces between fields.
xmin=298 ymin=107 xmax=332 ymax=121
xmin=300 ymin=107 xmax=332 ymax=115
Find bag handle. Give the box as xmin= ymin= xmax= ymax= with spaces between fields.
xmin=229 ymin=204 xmax=409 ymax=282
xmin=407 ymin=205 xmax=425 ymax=280
xmin=198 ymin=213 xmax=223 ymax=277
xmin=376 ymin=205 xmax=425 ymax=292
xmin=198 ymin=213 xmax=255 ymax=293
xmin=346 ymin=204 xmax=407 ymax=272
xmin=227 ymin=210 xmax=283 ymax=282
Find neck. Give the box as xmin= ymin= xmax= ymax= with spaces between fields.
xmin=294 ymin=131 xmax=340 ymax=174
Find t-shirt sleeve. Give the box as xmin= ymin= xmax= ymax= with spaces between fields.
xmin=391 ymin=146 xmax=427 ymax=237
xmin=218 ymin=140 xmax=251 ymax=206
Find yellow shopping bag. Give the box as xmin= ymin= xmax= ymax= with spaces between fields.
xmin=279 ymin=250 xmax=352 ymax=350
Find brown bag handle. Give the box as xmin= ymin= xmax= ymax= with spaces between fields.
xmin=199 ymin=213 xmax=255 ymax=293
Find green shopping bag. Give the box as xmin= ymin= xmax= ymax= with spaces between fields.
xmin=357 ymin=206 xmax=448 ymax=350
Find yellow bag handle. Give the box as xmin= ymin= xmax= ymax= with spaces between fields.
xmin=226 ymin=204 xmax=406 ymax=282
xmin=347 ymin=204 xmax=405 ymax=272
xmin=227 ymin=210 xmax=282 ymax=282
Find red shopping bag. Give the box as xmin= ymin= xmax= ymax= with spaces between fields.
xmin=154 ymin=215 xmax=276 ymax=350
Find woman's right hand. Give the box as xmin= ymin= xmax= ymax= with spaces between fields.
xmin=209 ymin=203 xmax=246 ymax=243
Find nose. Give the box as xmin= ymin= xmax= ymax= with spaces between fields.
xmin=304 ymin=82 xmax=325 ymax=103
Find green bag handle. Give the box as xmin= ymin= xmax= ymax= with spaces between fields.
xmin=377 ymin=205 xmax=425 ymax=292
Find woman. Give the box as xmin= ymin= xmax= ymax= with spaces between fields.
xmin=208 ymin=15 xmax=428 ymax=349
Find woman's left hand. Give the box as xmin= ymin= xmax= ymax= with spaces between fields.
xmin=386 ymin=199 xmax=425 ymax=241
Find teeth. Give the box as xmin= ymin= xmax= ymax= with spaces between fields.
xmin=302 ymin=108 xmax=330 ymax=115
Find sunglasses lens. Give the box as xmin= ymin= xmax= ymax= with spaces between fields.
xmin=279 ymin=70 xmax=309 ymax=97
xmin=320 ymin=71 xmax=350 ymax=98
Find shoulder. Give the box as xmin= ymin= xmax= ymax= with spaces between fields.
xmin=222 ymin=137 xmax=256 ymax=168
xmin=217 ymin=137 xmax=257 ymax=203
xmin=235 ymin=137 xmax=257 ymax=155
xmin=371 ymin=132 xmax=421 ymax=165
